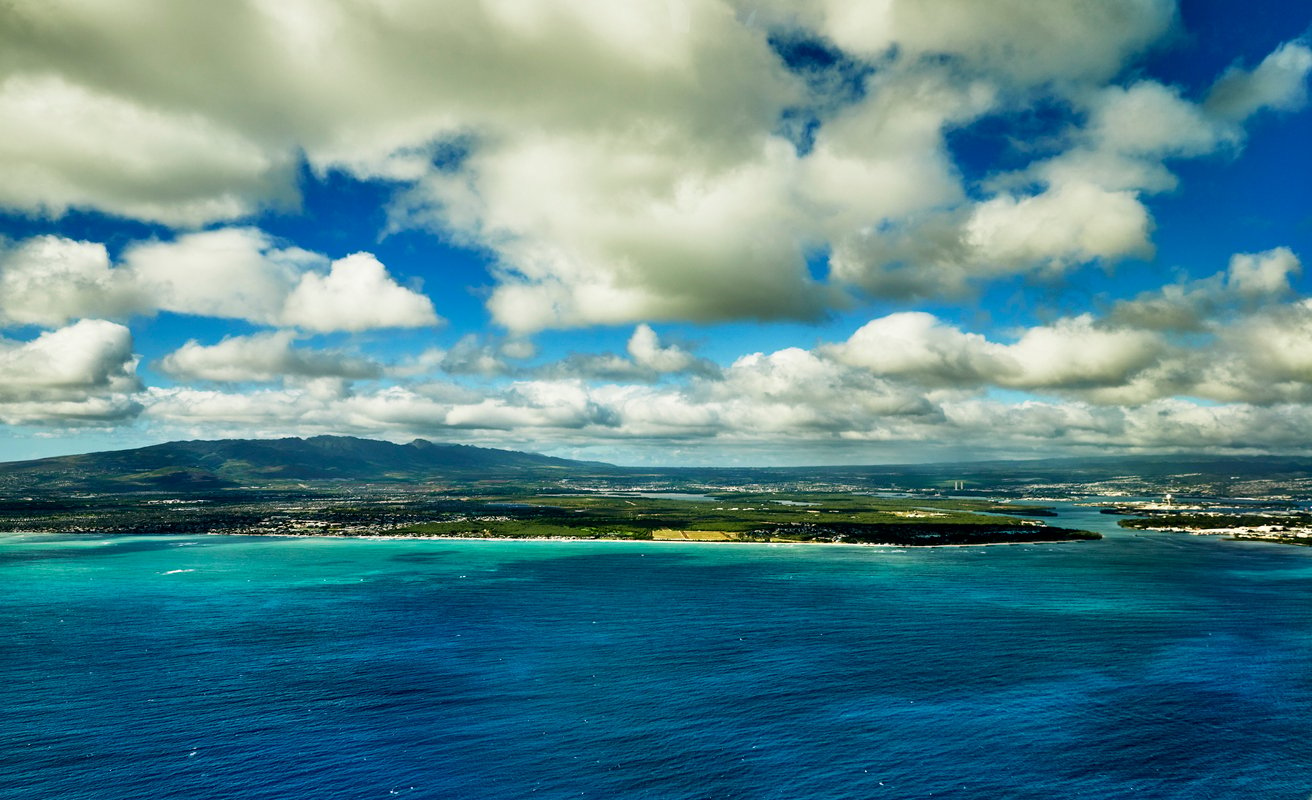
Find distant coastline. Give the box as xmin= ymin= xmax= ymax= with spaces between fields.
xmin=4 ymin=527 xmax=1102 ymax=548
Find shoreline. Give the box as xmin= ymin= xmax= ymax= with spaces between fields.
xmin=0 ymin=529 xmax=1099 ymax=548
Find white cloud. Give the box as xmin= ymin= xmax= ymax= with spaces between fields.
xmin=1111 ymin=247 xmax=1302 ymax=331
xmin=424 ymin=335 xmax=520 ymax=378
xmin=626 ymin=324 xmax=701 ymax=373
xmin=829 ymin=311 xmax=1168 ymax=394
xmin=0 ymin=0 xmax=1224 ymax=327
xmin=0 ymin=74 xmax=292 ymax=226
xmin=0 ymin=236 xmax=141 ymax=326
xmin=141 ymin=346 xmax=941 ymax=452
xmin=825 ymin=312 xmax=1003 ymax=384
xmin=442 ymin=135 xmax=834 ymax=332
xmin=0 ymin=228 xmax=439 ymax=332
xmin=1207 ymin=41 xmax=1312 ymax=121
xmin=140 ymin=352 xmax=1312 ymax=461
xmin=125 ymin=279 xmax=1312 ymax=460
xmin=710 ymin=346 xmax=941 ymax=430
xmin=158 ymin=331 xmax=382 ymax=383
xmin=1086 ymin=81 xmax=1237 ymax=158
xmin=445 ymin=381 xmax=614 ymax=430
xmin=798 ymin=69 xmax=984 ymax=233
xmin=1226 ymin=247 xmax=1301 ymax=299
xmin=965 ymin=183 xmax=1155 ymax=271
xmin=1004 ymin=315 xmax=1166 ymax=390
xmin=826 ymin=48 xmax=1308 ymax=297
xmin=849 ymin=38 xmax=1311 ymax=296
xmin=281 ymin=252 xmax=439 ymax=332
xmin=1015 ymin=79 xmax=1239 ymax=202
xmin=1032 ymin=40 xmax=1309 ymax=193
xmin=0 ymin=320 xmax=141 ymax=424
xmin=3 ymin=1 xmax=1312 ymax=464
xmin=1195 ymin=300 xmax=1312 ymax=404
xmin=123 ymin=228 xmax=310 ymax=323
xmin=739 ymin=0 xmax=1174 ymax=89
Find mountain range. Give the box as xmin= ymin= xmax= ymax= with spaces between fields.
xmin=3 ymin=436 xmax=1312 ymax=497
xmin=0 ymin=436 xmax=610 ymax=491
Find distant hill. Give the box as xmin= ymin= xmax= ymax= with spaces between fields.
xmin=3 ymin=437 xmax=1311 ymax=498
xmin=0 ymin=436 xmax=613 ymax=492
xmin=765 ymin=454 xmax=1312 ymax=483
xmin=629 ymin=453 xmax=1312 ymax=497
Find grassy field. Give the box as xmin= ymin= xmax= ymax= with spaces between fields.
xmin=652 ymin=529 xmax=737 ymax=541
xmin=394 ymin=493 xmax=1097 ymax=545
xmin=0 ymin=485 xmax=1097 ymax=545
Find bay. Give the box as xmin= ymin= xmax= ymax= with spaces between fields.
xmin=2 ymin=505 xmax=1310 ymax=799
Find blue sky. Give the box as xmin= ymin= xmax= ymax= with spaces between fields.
xmin=0 ymin=0 xmax=1309 ymax=465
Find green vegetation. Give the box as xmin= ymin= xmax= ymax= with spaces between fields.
xmin=392 ymin=493 xmax=1098 ymax=545
xmin=1118 ymin=511 xmax=1312 ymax=546
xmin=0 ymin=487 xmax=1098 ymax=545
xmin=1118 ymin=513 xmax=1300 ymax=530
xmin=395 ymin=519 xmax=653 ymax=540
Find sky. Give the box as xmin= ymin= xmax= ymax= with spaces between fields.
xmin=0 ymin=0 xmax=1310 ymax=466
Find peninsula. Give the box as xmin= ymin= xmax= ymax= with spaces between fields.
xmin=0 ymin=437 xmax=1097 ymax=546
xmin=13 ymin=436 xmax=1312 ymax=547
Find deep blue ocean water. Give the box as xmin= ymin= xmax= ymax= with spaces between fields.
xmin=3 ymin=503 xmax=1311 ymax=799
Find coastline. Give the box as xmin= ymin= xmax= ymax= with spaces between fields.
xmin=0 ymin=529 xmax=1099 ymax=548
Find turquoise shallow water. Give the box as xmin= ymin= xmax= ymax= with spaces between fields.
xmin=2 ymin=505 xmax=1311 ymax=799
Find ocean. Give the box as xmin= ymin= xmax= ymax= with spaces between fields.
xmin=3 ymin=503 xmax=1310 ymax=799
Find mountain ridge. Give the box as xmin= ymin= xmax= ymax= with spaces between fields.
xmin=0 ymin=435 xmax=613 ymax=491
xmin=4 ymin=436 xmax=1312 ymax=496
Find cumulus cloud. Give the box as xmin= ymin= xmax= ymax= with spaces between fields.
xmin=2 ymin=0 xmax=817 ymax=329
xmin=626 ymin=325 xmax=716 ymax=375
xmin=934 ymin=397 xmax=1312 ymax=453
xmin=445 ymin=381 xmax=617 ymax=431
xmin=380 ymin=325 xmax=715 ymax=385
xmin=434 ymin=325 xmax=720 ymax=383
xmin=281 ymin=253 xmax=438 ymax=332
xmin=825 ymin=36 xmax=1311 ymax=300
xmin=1005 ymin=316 xmax=1167 ymax=390
xmin=419 ymin=335 xmax=522 ymax=378
xmin=1206 ymin=40 xmax=1312 ymax=121
xmin=928 ymin=41 xmax=1312 ymax=288
xmin=431 ymin=135 xmax=835 ymax=332
xmin=122 ymin=228 xmax=313 ymax=323
xmin=828 ymin=58 xmax=1300 ymax=298
xmin=137 ymin=341 xmax=1312 ymax=462
xmin=0 ymin=320 xmax=141 ymax=424
xmin=1190 ymin=299 xmax=1312 ymax=405
xmin=0 ymin=228 xmax=439 ymax=332
xmin=828 ymin=312 xmax=1167 ymax=394
xmin=120 ymin=260 xmax=1312 ymax=461
xmin=158 ymin=331 xmax=382 ymax=383
xmin=784 ymin=0 xmax=1176 ymax=86
xmin=134 ymin=249 xmax=1312 ymax=452
xmin=964 ymin=183 xmax=1155 ymax=272
xmin=824 ymin=312 xmax=1002 ymax=384
xmin=1008 ymin=79 xmax=1238 ymax=207
xmin=141 ymin=344 xmax=940 ymax=451
xmin=1237 ymin=304 xmax=1312 ymax=385
xmin=4 ymin=0 xmax=1276 ymax=328
xmin=710 ymin=346 xmax=941 ymax=431
xmin=0 ymin=74 xmax=293 ymax=225
xmin=5 ymin=2 xmax=1312 ymax=462
xmin=1031 ymin=42 xmax=1309 ymax=194
xmin=1086 ymin=81 xmax=1238 ymax=159
xmin=1226 ymin=247 xmax=1302 ymax=298
xmin=1111 ymin=247 xmax=1301 ymax=331
xmin=0 ymin=236 xmax=142 ymax=326
xmin=822 ymin=282 xmax=1312 ymax=410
